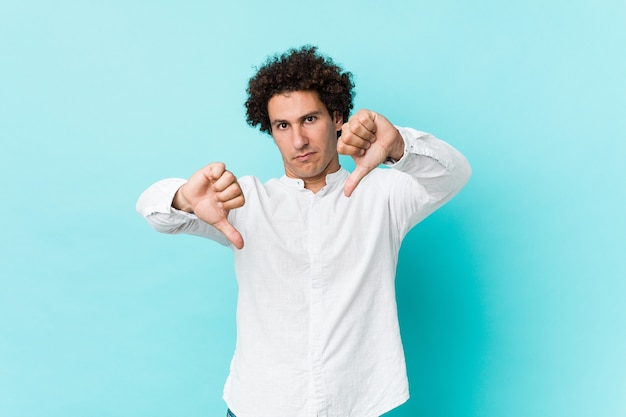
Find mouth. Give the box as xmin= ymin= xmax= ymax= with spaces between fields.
xmin=294 ymin=152 xmax=315 ymax=161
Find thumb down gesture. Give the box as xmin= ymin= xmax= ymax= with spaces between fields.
xmin=337 ymin=109 xmax=405 ymax=197
xmin=173 ymin=162 xmax=245 ymax=249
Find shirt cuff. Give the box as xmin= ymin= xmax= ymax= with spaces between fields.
xmin=382 ymin=126 xmax=412 ymax=167
xmin=136 ymin=178 xmax=189 ymax=217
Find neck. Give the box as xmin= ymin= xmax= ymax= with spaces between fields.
xmin=304 ymin=177 xmax=329 ymax=194
xmin=301 ymin=159 xmax=341 ymax=194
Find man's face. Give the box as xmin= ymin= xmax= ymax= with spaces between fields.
xmin=267 ymin=90 xmax=343 ymax=190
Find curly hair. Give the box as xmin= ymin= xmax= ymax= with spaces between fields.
xmin=245 ymin=45 xmax=355 ymax=135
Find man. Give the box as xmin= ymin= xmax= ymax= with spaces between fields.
xmin=137 ymin=45 xmax=471 ymax=417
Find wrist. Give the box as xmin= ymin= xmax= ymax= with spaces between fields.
xmin=387 ymin=129 xmax=406 ymax=162
xmin=172 ymin=185 xmax=194 ymax=213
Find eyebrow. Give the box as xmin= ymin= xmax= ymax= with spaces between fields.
xmin=271 ymin=111 xmax=324 ymax=127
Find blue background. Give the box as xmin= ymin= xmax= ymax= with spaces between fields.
xmin=1 ymin=1 xmax=625 ymax=416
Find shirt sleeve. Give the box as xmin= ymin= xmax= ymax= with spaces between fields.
xmin=135 ymin=178 xmax=231 ymax=246
xmin=386 ymin=126 xmax=472 ymax=233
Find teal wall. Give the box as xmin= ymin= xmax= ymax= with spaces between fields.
xmin=1 ymin=1 xmax=625 ymax=416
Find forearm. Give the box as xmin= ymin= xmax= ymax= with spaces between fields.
xmin=136 ymin=178 xmax=229 ymax=244
xmin=390 ymin=126 xmax=472 ymax=203
xmin=136 ymin=178 xmax=196 ymax=233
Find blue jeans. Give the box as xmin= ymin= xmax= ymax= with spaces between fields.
xmin=226 ymin=409 xmax=236 ymax=417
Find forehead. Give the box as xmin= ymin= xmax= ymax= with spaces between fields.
xmin=267 ymin=90 xmax=327 ymax=120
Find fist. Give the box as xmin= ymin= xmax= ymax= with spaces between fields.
xmin=338 ymin=110 xmax=404 ymax=197
xmin=176 ymin=162 xmax=245 ymax=249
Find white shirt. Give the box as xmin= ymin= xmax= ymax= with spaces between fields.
xmin=136 ymin=127 xmax=471 ymax=417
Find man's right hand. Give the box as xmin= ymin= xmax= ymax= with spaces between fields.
xmin=173 ymin=162 xmax=245 ymax=249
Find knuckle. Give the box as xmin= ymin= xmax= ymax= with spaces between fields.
xmin=221 ymin=171 xmax=237 ymax=185
xmin=357 ymin=109 xmax=371 ymax=122
xmin=211 ymin=162 xmax=225 ymax=172
xmin=207 ymin=162 xmax=226 ymax=179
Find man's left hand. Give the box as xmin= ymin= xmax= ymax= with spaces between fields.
xmin=338 ymin=109 xmax=405 ymax=197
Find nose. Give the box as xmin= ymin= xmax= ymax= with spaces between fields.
xmin=292 ymin=125 xmax=309 ymax=149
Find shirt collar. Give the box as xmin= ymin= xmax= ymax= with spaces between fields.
xmin=279 ymin=167 xmax=349 ymax=193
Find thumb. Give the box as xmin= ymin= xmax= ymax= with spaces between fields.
xmin=343 ymin=165 xmax=371 ymax=197
xmin=213 ymin=218 xmax=244 ymax=249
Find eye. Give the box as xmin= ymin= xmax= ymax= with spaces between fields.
xmin=276 ymin=122 xmax=288 ymax=130
xmin=304 ymin=115 xmax=316 ymax=123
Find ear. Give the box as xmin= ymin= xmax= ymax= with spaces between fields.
xmin=333 ymin=111 xmax=344 ymax=130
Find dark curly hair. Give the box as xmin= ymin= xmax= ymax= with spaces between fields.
xmin=245 ymin=45 xmax=355 ymax=135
